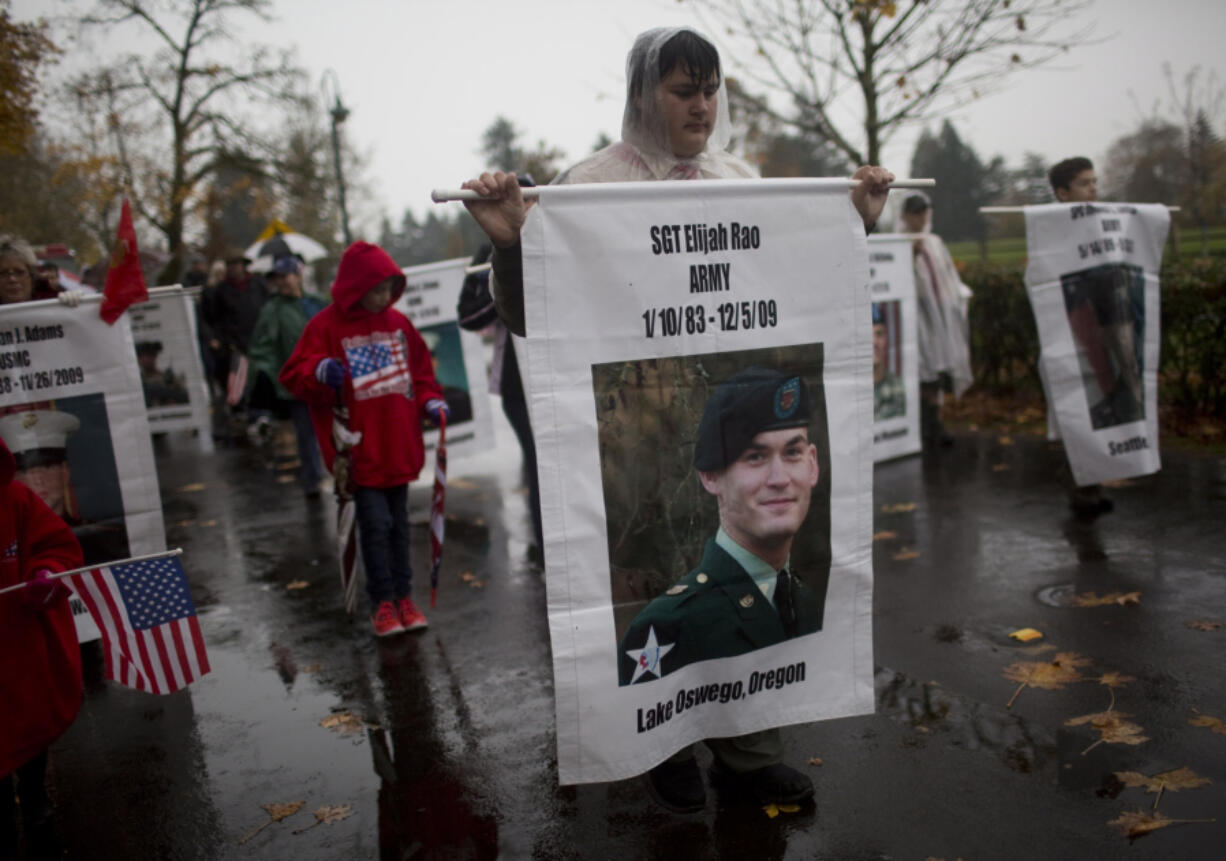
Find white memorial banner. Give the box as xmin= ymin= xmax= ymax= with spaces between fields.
xmin=129 ymin=291 xmax=210 ymax=434
xmin=867 ymin=235 xmax=921 ymax=461
xmin=394 ymin=258 xmax=495 ymax=467
xmin=521 ymin=179 xmax=875 ymax=785
xmin=1024 ymin=203 xmax=1168 ymax=486
xmin=0 ymin=302 xmax=166 ymax=642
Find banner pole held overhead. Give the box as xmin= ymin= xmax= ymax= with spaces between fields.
xmin=431 ymin=177 xmax=936 ymax=203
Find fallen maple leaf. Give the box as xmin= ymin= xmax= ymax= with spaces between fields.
xmin=1003 ymin=652 xmax=1092 ymax=708
xmin=892 ymin=548 xmax=920 ymax=561
xmin=880 ymin=503 xmax=917 ymax=513
xmin=992 ymin=463 xmax=1011 ymax=472
xmin=459 ymin=570 xmax=476 ymax=582
xmin=1115 ymin=767 xmax=1211 ymax=795
xmin=1009 ymin=628 xmax=1043 ymax=642
xmin=1070 ymin=591 xmax=1141 ymax=608
xmin=285 ymin=580 xmax=310 ymax=591
xmin=807 ymin=757 xmax=823 ymax=767
xmin=320 ymin=712 xmax=366 ymax=735
xmin=177 ymin=482 xmax=205 ymax=493
xmin=1066 ymin=710 xmax=1148 ymax=754
xmin=238 ymin=800 xmax=305 ymax=844
xmin=1185 ymin=619 xmax=1221 ymax=632
xmin=1097 ymin=672 xmax=1135 ymax=688
xmin=1108 ymin=809 xmax=1216 ymax=839
xmin=292 ymin=803 xmax=355 ymax=834
xmin=1188 ymin=714 xmax=1226 ymax=735
xmin=761 ymin=803 xmax=801 ymax=819
xmin=872 ymin=530 xmax=898 ymax=541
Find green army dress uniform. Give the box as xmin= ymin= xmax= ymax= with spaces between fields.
xmin=619 ymin=538 xmax=821 ymax=686
xmin=874 ymin=371 xmax=906 ymax=420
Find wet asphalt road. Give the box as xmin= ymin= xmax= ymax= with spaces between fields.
xmin=35 ymin=408 xmax=1226 ymax=861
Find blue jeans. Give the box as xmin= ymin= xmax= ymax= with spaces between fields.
xmin=354 ymin=484 xmax=412 ymax=604
xmin=288 ymin=400 xmax=324 ymax=490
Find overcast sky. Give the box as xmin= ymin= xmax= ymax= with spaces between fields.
xmin=21 ymin=0 xmax=1226 ymax=232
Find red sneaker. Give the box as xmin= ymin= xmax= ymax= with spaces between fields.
xmin=397 ymin=597 xmax=428 ymax=632
xmin=371 ymin=601 xmax=405 ymax=637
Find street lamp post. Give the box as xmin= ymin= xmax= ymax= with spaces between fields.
xmin=322 ymin=70 xmax=353 ymax=246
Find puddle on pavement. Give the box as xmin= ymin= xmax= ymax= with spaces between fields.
xmin=875 ymin=666 xmax=1057 ymax=775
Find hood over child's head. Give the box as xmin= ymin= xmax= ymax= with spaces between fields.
xmin=330 ymin=241 xmax=406 ymax=316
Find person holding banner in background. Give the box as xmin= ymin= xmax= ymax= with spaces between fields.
xmin=460 ymin=26 xmax=892 ymax=813
xmin=280 ymin=241 xmax=448 ymax=637
xmin=1 ymin=435 xmax=84 ymax=855
xmin=0 ymin=235 xmax=87 ymax=307
xmin=1047 ymin=156 xmax=1114 ymax=516
xmin=898 ymin=193 xmax=973 ymax=448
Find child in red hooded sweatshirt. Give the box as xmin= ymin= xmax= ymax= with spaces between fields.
xmin=280 ymin=242 xmax=447 ymax=637
xmin=1 ymin=436 xmax=84 ymax=852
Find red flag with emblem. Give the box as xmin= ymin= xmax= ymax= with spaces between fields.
xmin=100 ymin=198 xmax=148 ymax=324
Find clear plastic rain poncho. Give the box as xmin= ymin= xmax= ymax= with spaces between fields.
xmin=902 ymin=192 xmax=974 ymax=396
xmin=558 ymin=27 xmax=757 ymax=184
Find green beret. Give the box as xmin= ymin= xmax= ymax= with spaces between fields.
xmin=693 ymin=366 xmax=811 ymax=470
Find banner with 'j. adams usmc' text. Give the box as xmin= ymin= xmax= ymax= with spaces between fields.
xmin=521 ymin=179 xmax=875 ymax=785
xmin=1024 ymin=203 xmax=1168 ymax=486
xmin=0 ymin=300 xmax=166 ymax=641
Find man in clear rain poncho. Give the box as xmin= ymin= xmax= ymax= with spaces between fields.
xmin=898 ymin=192 xmax=973 ymax=447
xmin=462 ymin=27 xmax=892 ymax=812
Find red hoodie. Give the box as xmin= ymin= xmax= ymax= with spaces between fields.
xmin=0 ymin=437 xmax=84 ymax=777
xmin=280 ymin=242 xmax=442 ymax=488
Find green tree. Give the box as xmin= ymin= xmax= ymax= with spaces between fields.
xmin=478 ymin=115 xmax=565 ymax=184
xmin=67 ymin=0 xmax=304 ymax=282
xmin=0 ymin=0 xmax=56 ymax=157
xmin=909 ymin=120 xmax=1001 ymax=242
xmin=1101 ymin=119 xmax=1184 ymax=205
xmin=689 ymin=0 xmax=1092 ymax=165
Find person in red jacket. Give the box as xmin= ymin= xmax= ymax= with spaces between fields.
xmin=0 ymin=437 xmax=84 ymax=853
xmin=281 ymin=241 xmax=447 ymax=637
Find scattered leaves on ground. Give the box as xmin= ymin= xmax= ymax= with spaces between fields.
xmin=1185 ymin=619 xmax=1221 ymax=631
xmin=1188 ymin=714 xmax=1226 ymax=735
xmin=292 ymin=804 xmax=354 ymax=834
xmin=1097 ymin=671 xmax=1135 ymax=688
xmin=285 ymin=580 xmax=310 ymax=591
xmin=1115 ymin=767 xmax=1211 ymax=794
xmin=320 ymin=712 xmax=367 ymax=735
xmin=1009 ymin=628 xmax=1043 ymax=642
xmin=761 ymin=803 xmax=801 ymax=819
xmin=872 ymin=530 xmax=898 ymax=541
xmin=460 ymin=570 xmax=477 ymax=582
xmin=1066 ymin=710 xmax=1149 ymax=754
xmin=177 ymin=482 xmax=205 ymax=493
xmin=892 ymin=548 xmax=920 ymax=561
xmin=1108 ymin=809 xmax=1216 ymax=839
xmin=880 ymin=503 xmax=917 ymax=513
xmin=807 ymin=757 xmax=823 ymax=767
xmin=1003 ymin=652 xmax=1092 ymax=707
xmin=992 ymin=463 xmax=1011 ymax=472
xmin=1070 ymin=591 xmax=1141 ymax=607
xmin=238 ymin=800 xmax=305 ymax=844
xmin=175 ymin=519 xmax=196 ymax=528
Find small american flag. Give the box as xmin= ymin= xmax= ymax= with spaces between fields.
xmin=68 ymin=556 xmax=211 ymax=694
xmin=344 ymin=333 xmax=411 ymax=400
xmin=226 ymin=354 xmax=248 ymax=406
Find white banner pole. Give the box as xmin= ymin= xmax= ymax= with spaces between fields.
xmin=0 ymin=548 xmax=184 ymax=596
xmin=432 ymin=177 xmax=937 ymax=203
